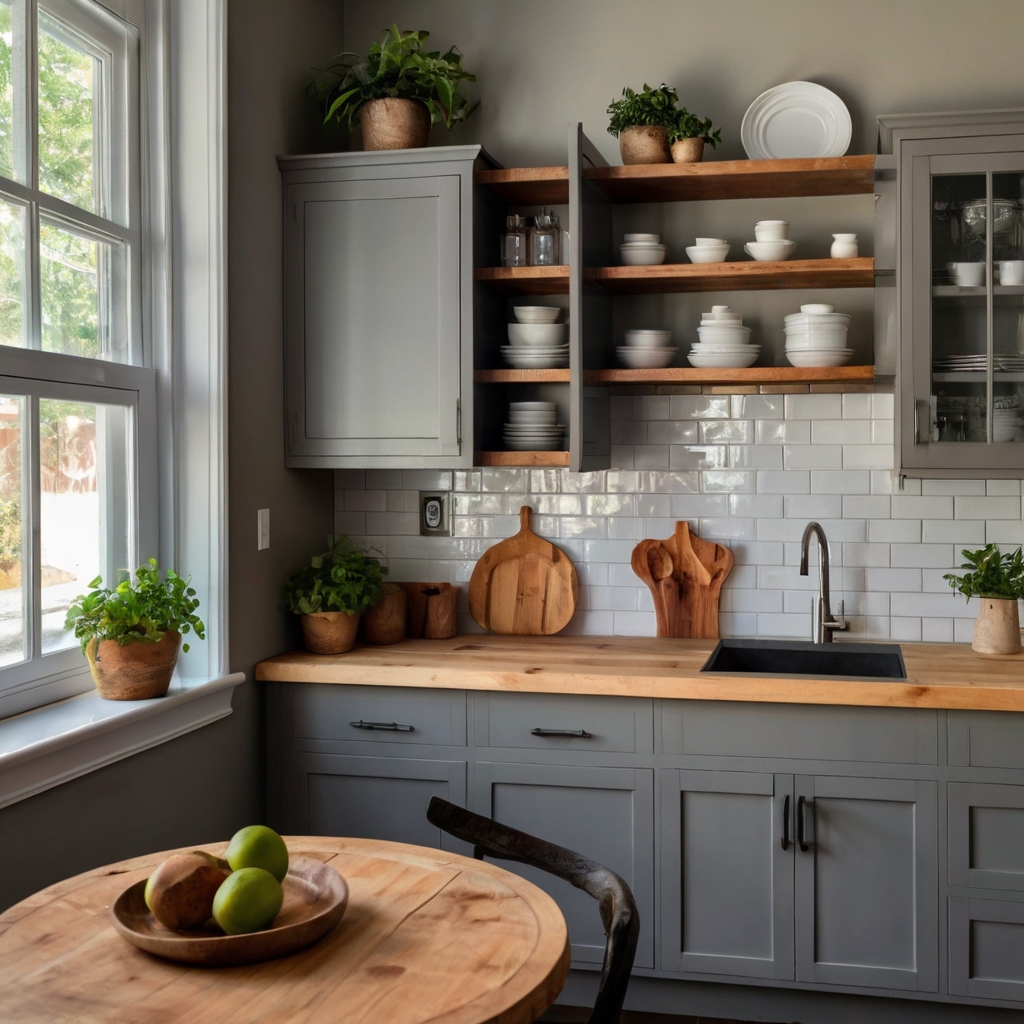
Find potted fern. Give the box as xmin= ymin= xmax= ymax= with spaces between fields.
xmin=314 ymin=25 xmax=477 ymax=151
xmin=64 ymin=560 xmax=205 ymax=700
xmin=285 ymin=538 xmax=386 ymax=654
xmin=944 ymin=544 xmax=1024 ymax=655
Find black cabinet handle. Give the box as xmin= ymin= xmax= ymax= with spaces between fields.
xmin=781 ymin=794 xmax=791 ymax=851
xmin=349 ymin=720 xmax=414 ymax=732
xmin=530 ymin=728 xmax=592 ymax=738
xmin=797 ymin=794 xmax=813 ymax=851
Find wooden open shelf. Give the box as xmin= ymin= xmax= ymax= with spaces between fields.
xmin=474 ymin=369 xmax=571 ymax=383
xmin=583 ymin=365 xmax=875 ymax=385
xmin=474 ymin=266 xmax=569 ymax=295
xmin=586 ymin=258 xmax=874 ymax=294
xmin=474 ymin=450 xmax=570 ymax=467
xmin=474 ymin=166 xmax=569 ymax=205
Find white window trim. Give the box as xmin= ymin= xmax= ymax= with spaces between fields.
xmin=0 ymin=0 xmax=240 ymax=807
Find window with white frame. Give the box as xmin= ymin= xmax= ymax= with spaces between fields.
xmin=0 ymin=0 xmax=155 ymax=715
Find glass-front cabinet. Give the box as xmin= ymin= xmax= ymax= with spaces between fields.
xmin=887 ymin=111 xmax=1024 ymax=474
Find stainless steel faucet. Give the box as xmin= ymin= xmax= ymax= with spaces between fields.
xmin=799 ymin=522 xmax=847 ymax=644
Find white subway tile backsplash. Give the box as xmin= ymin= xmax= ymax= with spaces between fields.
xmin=843 ymin=495 xmax=890 ymax=519
xmin=756 ymin=470 xmax=810 ymax=494
xmin=843 ymin=445 xmax=894 ymax=470
xmin=669 ymin=445 xmax=727 ymax=470
xmin=637 ymin=493 xmax=671 ymax=517
xmin=987 ymin=479 xmax=1021 ymax=496
xmin=921 ymin=617 xmax=955 ymax=643
xmin=785 ymin=393 xmax=842 ymax=419
xmin=610 ymin=420 xmax=649 ymax=445
xmin=634 ymin=445 xmax=671 ymax=469
xmin=647 ymin=419 xmax=699 ymax=444
xmin=729 ymin=493 xmax=785 ymax=518
xmin=868 ymin=518 xmax=921 ymax=543
xmin=730 ymin=444 xmax=784 ymax=469
xmin=702 ymin=470 xmax=754 ymax=493
xmin=921 ymin=519 xmax=986 ymax=545
xmin=922 ymin=478 xmax=985 ymax=496
xmin=864 ymin=568 xmax=923 ymax=592
xmin=671 ymin=493 xmax=730 ymax=518
xmin=812 ymin=471 xmax=871 ymax=495
xmin=785 ymin=494 xmax=843 ymax=519
xmin=813 ymin=419 xmax=870 ymax=445
xmin=785 ymin=445 xmax=843 ymax=470
xmin=344 ymin=489 xmax=386 ymax=512
xmin=757 ymin=420 xmax=811 ymax=445
xmin=955 ymin=495 xmax=1021 ymax=520
xmin=871 ymin=420 xmax=895 ymax=445
xmin=670 ymin=395 xmax=730 ymax=419
xmin=987 ymin=520 xmax=1024 ymax=544
xmin=634 ymin=395 xmax=671 ymax=420
xmin=733 ymin=394 xmax=784 ymax=419
xmin=891 ymin=495 xmax=954 ymax=519
xmin=701 ymin=419 xmax=752 ymax=443
xmin=890 ymin=543 xmax=955 ymax=568
xmin=842 ymin=394 xmax=873 ymax=419
xmin=872 ymin=393 xmax=895 ymax=418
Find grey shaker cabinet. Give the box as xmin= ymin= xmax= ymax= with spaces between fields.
xmin=949 ymin=896 xmax=1024 ymax=1001
xmin=279 ymin=148 xmax=481 ymax=468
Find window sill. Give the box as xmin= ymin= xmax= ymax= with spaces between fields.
xmin=0 ymin=672 xmax=244 ymax=810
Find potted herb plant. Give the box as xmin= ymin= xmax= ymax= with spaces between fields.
xmin=285 ymin=537 xmax=386 ymax=654
xmin=64 ymin=560 xmax=205 ymax=700
xmin=314 ymin=25 xmax=477 ymax=151
xmin=944 ymin=544 xmax=1024 ymax=655
xmin=607 ymin=83 xmax=678 ymax=164
xmin=667 ymin=108 xmax=722 ymax=164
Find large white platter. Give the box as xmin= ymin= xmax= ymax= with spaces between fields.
xmin=740 ymin=81 xmax=852 ymax=160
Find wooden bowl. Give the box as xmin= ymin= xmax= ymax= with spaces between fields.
xmin=110 ymin=856 xmax=348 ymax=965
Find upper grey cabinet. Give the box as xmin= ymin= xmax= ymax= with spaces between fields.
xmin=279 ymin=147 xmax=481 ymax=468
xmin=881 ymin=110 xmax=1024 ymax=476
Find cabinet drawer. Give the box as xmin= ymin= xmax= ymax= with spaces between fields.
xmin=949 ymin=782 xmax=1024 ymax=891
xmin=949 ymin=897 xmax=1024 ymax=1002
xmin=948 ymin=711 xmax=1024 ymax=769
xmin=287 ymin=684 xmax=466 ymax=747
xmin=475 ymin=692 xmax=653 ymax=754
xmin=662 ymin=701 xmax=937 ymax=764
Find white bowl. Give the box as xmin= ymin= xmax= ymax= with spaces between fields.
xmin=616 ymin=346 xmax=678 ymax=369
xmin=686 ymin=244 xmax=730 ymax=264
xmin=624 ymin=329 xmax=672 ymax=348
xmin=694 ymin=237 xmax=728 ymax=246
xmin=507 ymin=322 xmax=568 ymax=347
xmin=623 ymin=233 xmax=660 ymax=243
xmin=509 ymin=401 xmax=556 ymax=412
xmin=697 ymin=324 xmax=752 ymax=345
xmin=786 ymin=349 xmax=853 ymax=367
xmin=503 ymin=427 xmax=565 ymax=436
xmin=744 ymin=240 xmax=796 ymax=261
xmin=754 ymin=220 xmax=790 ymax=242
xmin=508 ymin=412 xmax=557 ymax=424
xmin=620 ymin=246 xmax=667 ymax=266
xmin=691 ymin=342 xmax=761 ymax=352
xmin=513 ymin=305 xmax=561 ymax=324
xmin=800 ymin=303 xmax=835 ymax=314
xmin=687 ymin=349 xmax=759 ymax=368
xmin=784 ymin=333 xmax=848 ymax=350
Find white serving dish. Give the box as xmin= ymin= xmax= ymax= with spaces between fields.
xmin=503 ymin=429 xmax=566 ymax=438
xmin=744 ymin=240 xmax=796 ymax=261
xmin=687 ymin=349 xmax=759 ymax=368
xmin=800 ymin=302 xmax=835 ymax=314
xmin=508 ymin=413 xmax=557 ymax=425
xmin=620 ymin=245 xmax=667 ymax=266
xmin=697 ymin=325 xmax=752 ymax=345
xmin=785 ymin=348 xmax=854 ymax=367
xmin=691 ymin=343 xmax=761 ymax=352
xmin=694 ymin=237 xmax=728 ymax=246
xmin=623 ymin=233 xmax=660 ymax=243
xmin=507 ymin=322 xmax=568 ymax=347
xmin=740 ymin=81 xmax=852 ymax=160
xmin=513 ymin=305 xmax=561 ymax=324
xmin=686 ymin=244 xmax=730 ymax=264
xmin=616 ymin=346 xmax=678 ymax=369
xmin=500 ymin=345 xmax=568 ymax=353
xmin=754 ymin=220 xmax=789 ymax=242
xmin=624 ymin=329 xmax=672 ymax=348
xmin=509 ymin=401 xmax=556 ymax=411
xmin=784 ymin=333 xmax=848 ymax=350
xmin=701 ymin=305 xmax=743 ymax=325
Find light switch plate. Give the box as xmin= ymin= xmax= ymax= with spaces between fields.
xmin=419 ymin=492 xmax=451 ymax=536
xmin=257 ymin=508 xmax=270 ymax=550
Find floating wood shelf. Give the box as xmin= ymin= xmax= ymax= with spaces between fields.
xmin=474 ymin=369 xmax=571 ymax=383
xmin=585 ymin=258 xmax=874 ymax=294
xmin=474 ymin=166 xmax=569 ymax=205
xmin=583 ymin=365 xmax=875 ymax=385
xmin=474 ymin=450 xmax=570 ymax=467
xmin=474 ymin=266 xmax=570 ymax=295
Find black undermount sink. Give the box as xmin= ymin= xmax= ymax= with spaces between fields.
xmin=701 ymin=638 xmax=907 ymax=680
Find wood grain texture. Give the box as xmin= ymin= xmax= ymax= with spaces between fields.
xmin=474 ymin=369 xmax=572 ymax=384
xmin=400 ymin=582 xmax=459 ymax=639
xmin=474 ymin=451 xmax=570 ymax=467
xmin=255 ymin=635 xmax=1024 ymax=712
xmin=0 ymin=837 xmax=570 ymax=1024
xmin=585 ymin=258 xmax=874 ymax=294
xmin=474 ymin=266 xmax=570 ymax=296
xmin=469 ymin=507 xmax=579 ymax=635
xmin=474 ymin=166 xmax=569 ymax=205
xmin=631 ymin=523 xmax=734 ymax=639
xmin=583 ymin=365 xmax=875 ymax=385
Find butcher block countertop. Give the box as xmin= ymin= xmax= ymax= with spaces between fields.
xmin=255 ymin=635 xmax=1024 ymax=712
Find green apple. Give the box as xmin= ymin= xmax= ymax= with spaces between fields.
xmin=212 ymin=867 xmax=283 ymax=934
xmin=224 ymin=825 xmax=289 ymax=882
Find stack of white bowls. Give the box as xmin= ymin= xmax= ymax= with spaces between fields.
xmin=617 ymin=329 xmax=677 ymax=368
xmin=687 ymin=305 xmax=759 ymax=368
xmin=502 ymin=306 xmax=568 ymax=368
xmin=620 ymin=233 xmax=667 ymax=266
xmin=993 ymin=407 xmax=1022 ymax=443
xmin=783 ymin=303 xmax=853 ymax=367
xmin=504 ymin=401 xmax=565 ymax=450
xmin=685 ymin=237 xmax=730 ymax=263
xmin=744 ymin=219 xmax=795 ymax=261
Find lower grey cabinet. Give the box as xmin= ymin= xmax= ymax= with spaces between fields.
xmin=949 ymin=782 xmax=1024 ymax=892
xmin=949 ymin=897 xmax=1024 ymax=1001
xmin=473 ymin=760 xmax=655 ymax=969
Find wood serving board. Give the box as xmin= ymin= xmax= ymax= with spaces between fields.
xmin=469 ymin=506 xmax=578 ymax=635
xmin=631 ymin=522 xmax=734 ymax=639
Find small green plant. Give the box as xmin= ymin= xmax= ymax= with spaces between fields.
xmin=314 ymin=25 xmax=477 ymax=132
xmin=606 ymin=83 xmax=680 ymax=137
xmin=64 ymin=559 xmax=206 ymax=653
xmin=285 ymin=537 xmax=387 ymax=616
xmin=944 ymin=544 xmax=1024 ymax=601
xmin=668 ymin=107 xmax=722 ymax=148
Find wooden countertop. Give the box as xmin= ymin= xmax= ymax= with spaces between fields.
xmin=255 ymin=635 xmax=1024 ymax=712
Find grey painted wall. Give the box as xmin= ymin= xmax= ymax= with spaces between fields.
xmin=0 ymin=0 xmax=343 ymax=913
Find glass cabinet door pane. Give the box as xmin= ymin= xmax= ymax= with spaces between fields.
xmin=992 ymin=171 xmax=1024 ymax=443
xmin=0 ymin=393 xmax=25 ymax=667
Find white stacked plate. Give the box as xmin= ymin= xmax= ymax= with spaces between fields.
xmin=687 ymin=305 xmax=760 ymax=368
xmin=620 ymin=233 xmax=667 ymax=266
xmin=740 ymin=81 xmax=852 ymax=160
xmin=504 ymin=401 xmax=565 ymax=450
xmin=784 ymin=302 xmax=852 ymax=367
xmin=993 ymin=409 xmax=1023 ymax=442
xmin=503 ymin=320 xmax=569 ymax=368
xmin=618 ymin=328 xmax=677 ymax=368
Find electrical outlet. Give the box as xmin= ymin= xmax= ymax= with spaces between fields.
xmin=419 ymin=492 xmax=451 ymax=536
xmin=257 ymin=508 xmax=270 ymax=550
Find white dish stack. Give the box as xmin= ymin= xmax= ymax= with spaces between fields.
xmin=784 ymin=303 xmax=853 ymax=367
xmin=993 ymin=405 xmax=1023 ymax=443
xmin=617 ymin=329 xmax=678 ymax=369
xmin=744 ymin=220 xmax=795 ymax=261
xmin=687 ymin=306 xmax=760 ymax=368
xmin=504 ymin=401 xmax=565 ymax=450
xmin=502 ymin=306 xmax=568 ymax=368
xmin=620 ymin=233 xmax=667 ymax=266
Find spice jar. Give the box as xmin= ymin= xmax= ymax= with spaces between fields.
xmin=531 ymin=209 xmax=560 ymax=266
xmin=501 ymin=214 xmax=527 ymax=267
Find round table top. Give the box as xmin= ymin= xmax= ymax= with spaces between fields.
xmin=0 ymin=835 xmax=571 ymax=1024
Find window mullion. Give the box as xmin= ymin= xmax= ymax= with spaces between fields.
xmin=25 ymin=391 xmax=40 ymax=661
xmin=26 ymin=0 xmax=37 ymax=191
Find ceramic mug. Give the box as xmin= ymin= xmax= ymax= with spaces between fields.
xmin=830 ymin=233 xmax=859 ymax=258
xmin=1000 ymin=260 xmax=1024 ymax=286
xmin=948 ymin=262 xmax=985 ymax=287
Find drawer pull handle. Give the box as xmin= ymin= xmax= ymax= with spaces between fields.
xmin=797 ymin=794 xmax=814 ymax=852
xmin=530 ymin=728 xmax=592 ymax=738
xmin=350 ymin=720 xmax=415 ymax=732
xmin=781 ymin=794 xmax=791 ymax=851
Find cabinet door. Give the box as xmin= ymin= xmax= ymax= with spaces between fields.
xmin=949 ymin=896 xmax=1024 ymax=1001
xmin=284 ymin=174 xmax=463 ymax=461
xmin=660 ymin=770 xmax=794 ymax=981
xmin=949 ymin=782 xmax=1024 ymax=891
xmin=285 ymin=752 xmax=467 ymax=852
xmin=474 ymin=761 xmax=654 ymax=969
xmin=794 ymin=775 xmax=938 ymax=992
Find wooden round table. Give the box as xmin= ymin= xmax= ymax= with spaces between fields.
xmin=0 ymin=836 xmax=571 ymax=1024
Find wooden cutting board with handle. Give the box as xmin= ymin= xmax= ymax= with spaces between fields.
xmin=631 ymin=521 xmax=734 ymax=638
xmin=469 ymin=506 xmax=578 ymax=635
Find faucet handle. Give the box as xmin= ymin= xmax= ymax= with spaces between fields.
xmin=824 ymin=600 xmax=848 ymax=634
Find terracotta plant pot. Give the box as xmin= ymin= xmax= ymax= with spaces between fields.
xmin=301 ymin=611 xmax=360 ymax=655
xmin=86 ymin=630 xmax=181 ymax=700
xmin=671 ymin=137 xmax=705 ymax=164
xmin=972 ymin=598 xmax=1023 ymax=655
xmin=618 ymin=125 xmax=671 ymax=165
xmin=359 ymin=98 xmax=431 ymax=151
xmin=361 ymin=583 xmax=407 ymax=645
xmin=400 ymin=582 xmax=460 ymax=639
